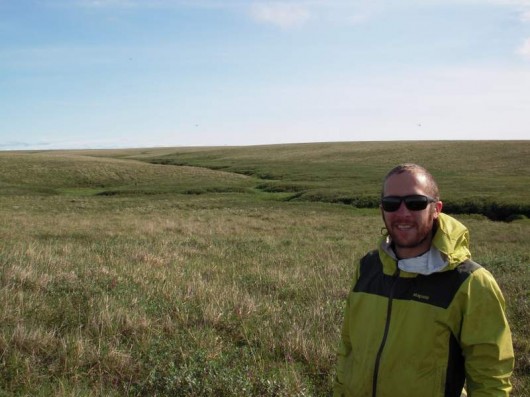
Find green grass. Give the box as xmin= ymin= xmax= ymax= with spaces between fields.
xmin=124 ymin=141 xmax=530 ymax=219
xmin=0 ymin=152 xmax=254 ymax=197
xmin=0 ymin=141 xmax=528 ymax=396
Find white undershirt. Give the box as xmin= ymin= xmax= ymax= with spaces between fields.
xmin=382 ymin=238 xmax=448 ymax=275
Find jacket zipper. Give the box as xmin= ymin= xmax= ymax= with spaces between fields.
xmin=372 ymin=268 xmax=400 ymax=397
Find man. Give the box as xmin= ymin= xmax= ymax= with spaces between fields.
xmin=334 ymin=164 xmax=514 ymax=397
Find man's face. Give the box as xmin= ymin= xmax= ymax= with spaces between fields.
xmin=381 ymin=171 xmax=442 ymax=259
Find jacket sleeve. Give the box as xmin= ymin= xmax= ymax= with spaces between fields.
xmin=333 ymin=295 xmax=352 ymax=396
xmin=459 ymin=268 xmax=514 ymax=397
xmin=333 ymin=264 xmax=361 ymax=397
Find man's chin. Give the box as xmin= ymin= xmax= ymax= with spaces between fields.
xmin=391 ymin=232 xmax=433 ymax=256
xmin=390 ymin=232 xmax=418 ymax=248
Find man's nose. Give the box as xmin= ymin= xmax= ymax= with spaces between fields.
xmin=395 ymin=201 xmax=411 ymax=214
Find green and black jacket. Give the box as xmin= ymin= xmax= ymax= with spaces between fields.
xmin=334 ymin=213 xmax=514 ymax=397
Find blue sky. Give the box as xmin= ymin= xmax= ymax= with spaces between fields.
xmin=1 ymin=0 xmax=529 ymax=150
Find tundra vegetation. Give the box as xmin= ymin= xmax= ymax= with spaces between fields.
xmin=0 ymin=141 xmax=528 ymax=396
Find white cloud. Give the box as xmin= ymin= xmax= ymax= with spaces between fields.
xmin=250 ymin=2 xmax=311 ymax=28
xmin=517 ymin=37 xmax=530 ymax=59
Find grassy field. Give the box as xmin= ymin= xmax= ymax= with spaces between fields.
xmin=82 ymin=141 xmax=530 ymax=219
xmin=0 ymin=141 xmax=528 ymax=396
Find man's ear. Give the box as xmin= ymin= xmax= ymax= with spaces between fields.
xmin=433 ymin=200 xmax=443 ymax=218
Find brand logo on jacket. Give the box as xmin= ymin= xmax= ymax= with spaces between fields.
xmin=412 ymin=292 xmax=430 ymax=301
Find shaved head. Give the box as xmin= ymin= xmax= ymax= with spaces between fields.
xmin=382 ymin=163 xmax=440 ymax=200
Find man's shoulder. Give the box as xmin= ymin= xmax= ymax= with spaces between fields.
xmin=359 ymin=250 xmax=382 ymax=269
xmin=360 ymin=249 xmax=380 ymax=262
xmin=456 ymin=258 xmax=482 ymax=275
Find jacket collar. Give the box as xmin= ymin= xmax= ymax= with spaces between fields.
xmin=378 ymin=213 xmax=471 ymax=276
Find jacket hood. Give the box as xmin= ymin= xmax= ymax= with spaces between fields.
xmin=431 ymin=212 xmax=471 ymax=269
xmin=379 ymin=213 xmax=471 ymax=274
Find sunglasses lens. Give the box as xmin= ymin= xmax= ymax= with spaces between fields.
xmin=381 ymin=198 xmax=401 ymax=212
xmin=404 ymin=196 xmax=429 ymax=211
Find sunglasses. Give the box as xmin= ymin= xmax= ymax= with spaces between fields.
xmin=381 ymin=194 xmax=437 ymax=212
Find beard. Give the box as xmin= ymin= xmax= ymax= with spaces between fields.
xmin=384 ymin=217 xmax=437 ymax=257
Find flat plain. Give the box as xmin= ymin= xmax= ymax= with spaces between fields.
xmin=0 ymin=141 xmax=528 ymax=396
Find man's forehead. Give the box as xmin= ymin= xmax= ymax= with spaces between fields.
xmin=384 ymin=171 xmax=429 ymax=191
